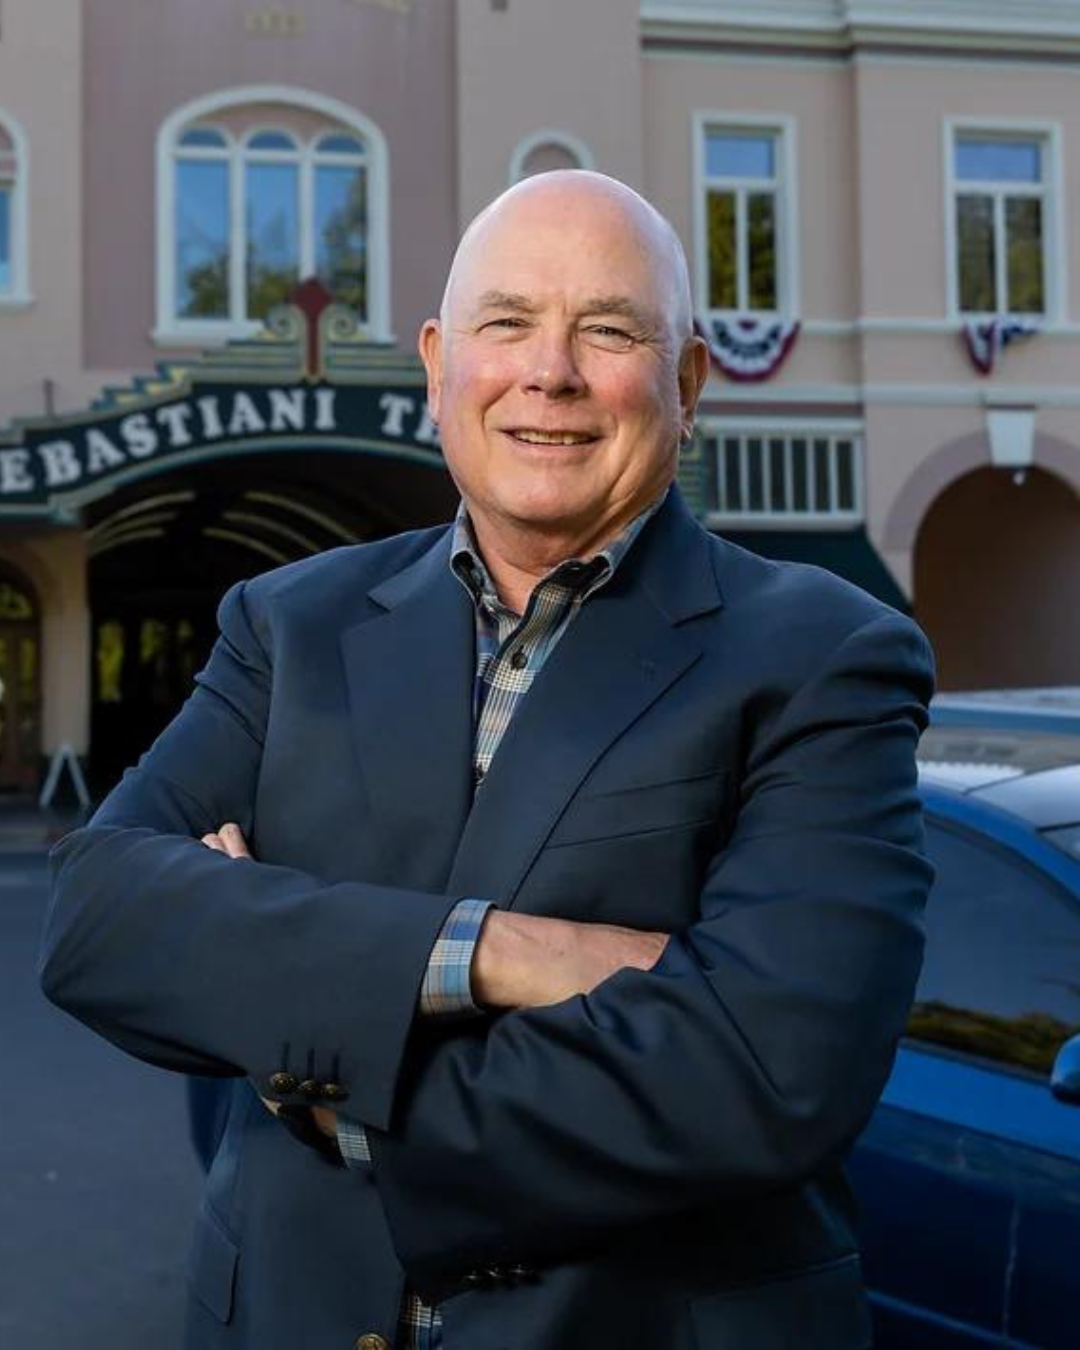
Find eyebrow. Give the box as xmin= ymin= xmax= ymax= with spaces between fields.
xmin=472 ymin=290 xmax=654 ymax=328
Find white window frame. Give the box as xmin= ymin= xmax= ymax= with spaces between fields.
xmin=0 ymin=110 xmax=32 ymax=308
xmin=693 ymin=111 xmax=798 ymax=321
xmin=155 ymin=86 xmax=390 ymax=345
xmin=943 ymin=117 xmax=1065 ymax=324
xmin=508 ymin=129 xmax=595 ymax=184
xmin=696 ymin=418 xmax=863 ymax=530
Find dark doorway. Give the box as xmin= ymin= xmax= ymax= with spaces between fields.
xmin=0 ymin=565 xmax=42 ymax=793
xmin=915 ymin=465 xmax=1080 ymax=689
xmin=87 ymin=450 xmax=456 ymax=795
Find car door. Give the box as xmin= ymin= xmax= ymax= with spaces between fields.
xmin=850 ymin=796 xmax=1080 ymax=1350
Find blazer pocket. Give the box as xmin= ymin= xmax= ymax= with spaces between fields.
xmin=548 ymin=770 xmax=729 ymax=849
xmin=689 ymin=1254 xmax=871 ymax=1350
xmin=187 ymin=1203 xmax=239 ymax=1325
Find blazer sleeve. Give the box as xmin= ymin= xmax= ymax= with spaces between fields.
xmin=39 ymin=579 xmax=459 ymax=1132
xmin=366 ymin=610 xmax=935 ymax=1291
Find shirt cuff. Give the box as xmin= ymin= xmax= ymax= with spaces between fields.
xmin=418 ymin=897 xmax=493 ymax=1018
xmin=337 ymin=1115 xmax=373 ymax=1167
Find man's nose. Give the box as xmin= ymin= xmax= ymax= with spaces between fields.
xmin=523 ymin=331 xmax=586 ymax=396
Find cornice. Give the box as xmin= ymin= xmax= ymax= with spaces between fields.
xmin=641 ymin=1 xmax=1080 ymax=58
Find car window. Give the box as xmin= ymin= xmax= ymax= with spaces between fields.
xmin=910 ymin=818 xmax=1080 ymax=1076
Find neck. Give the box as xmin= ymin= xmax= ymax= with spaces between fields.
xmin=466 ymin=511 xmax=624 ymax=615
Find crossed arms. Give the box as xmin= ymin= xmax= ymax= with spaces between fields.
xmin=40 ymin=571 xmax=935 ymax=1292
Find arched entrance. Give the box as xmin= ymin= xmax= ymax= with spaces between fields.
xmin=914 ymin=466 xmax=1080 ymax=689
xmin=0 ymin=563 xmax=42 ymax=792
xmin=87 ymin=448 xmax=456 ymax=794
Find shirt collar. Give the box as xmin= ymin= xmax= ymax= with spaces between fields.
xmin=450 ymin=490 xmax=667 ymax=614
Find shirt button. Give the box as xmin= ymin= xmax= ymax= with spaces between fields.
xmin=510 ymin=648 xmax=528 ymax=670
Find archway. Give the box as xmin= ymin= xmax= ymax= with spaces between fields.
xmin=0 ymin=561 xmax=42 ymax=792
xmin=87 ymin=448 xmax=456 ymax=793
xmin=914 ymin=466 xmax=1080 ymax=689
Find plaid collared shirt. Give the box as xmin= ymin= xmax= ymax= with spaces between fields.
xmin=338 ymin=495 xmax=664 ymax=1348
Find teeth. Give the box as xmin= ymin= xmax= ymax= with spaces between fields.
xmin=513 ymin=430 xmax=592 ymax=446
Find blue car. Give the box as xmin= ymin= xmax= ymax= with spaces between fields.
xmin=851 ymin=728 xmax=1080 ymax=1349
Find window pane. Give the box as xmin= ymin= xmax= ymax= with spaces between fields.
xmin=956 ymin=138 xmax=1041 ymax=184
xmin=180 ymin=127 xmax=227 ymax=149
xmin=1006 ymin=196 xmax=1044 ymax=314
xmin=0 ymin=186 xmax=10 ymax=292
xmin=706 ymin=190 xmax=737 ymax=310
xmin=791 ymin=439 xmax=809 ymax=512
xmin=768 ymin=438 xmax=786 ymax=511
xmin=246 ymin=162 xmax=299 ymax=321
xmin=700 ymin=434 xmax=720 ymax=510
xmin=836 ymin=440 xmax=855 ymax=511
xmin=316 ymin=133 xmax=366 ymax=156
xmin=248 ymin=130 xmax=298 ymax=152
xmin=746 ymin=438 xmax=765 ymax=511
xmin=912 ymin=821 xmax=1080 ymax=1075
xmin=957 ymin=194 xmax=996 ymax=313
xmin=315 ymin=163 xmax=368 ymax=317
xmin=813 ymin=439 xmax=830 ymax=510
xmin=747 ymin=192 xmax=777 ymax=310
xmin=175 ymin=159 xmax=229 ymax=319
xmin=707 ymin=132 xmax=774 ymax=179
xmin=722 ymin=438 xmax=742 ymax=511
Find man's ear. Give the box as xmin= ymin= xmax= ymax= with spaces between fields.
xmin=678 ymin=335 xmax=710 ymax=430
xmin=418 ymin=318 xmax=444 ymax=423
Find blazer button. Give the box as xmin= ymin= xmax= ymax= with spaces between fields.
xmin=268 ymin=1072 xmax=298 ymax=1094
xmin=355 ymin=1336 xmax=390 ymax=1350
xmin=298 ymin=1079 xmax=322 ymax=1098
xmin=320 ymin=1082 xmax=349 ymax=1103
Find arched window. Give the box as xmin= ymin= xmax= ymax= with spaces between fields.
xmin=0 ymin=112 xmax=30 ymax=304
xmin=157 ymin=87 xmax=388 ymax=342
xmin=509 ymin=130 xmax=595 ymax=185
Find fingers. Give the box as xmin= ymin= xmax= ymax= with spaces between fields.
xmin=199 ymin=822 xmax=252 ymax=859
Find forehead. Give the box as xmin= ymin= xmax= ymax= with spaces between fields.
xmin=451 ymin=189 xmax=672 ymax=317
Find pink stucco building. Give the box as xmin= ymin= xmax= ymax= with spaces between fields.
xmin=1 ymin=0 xmax=1079 ymax=790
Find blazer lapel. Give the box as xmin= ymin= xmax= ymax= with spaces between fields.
xmin=447 ymin=492 xmax=723 ymax=905
xmin=340 ymin=533 xmax=476 ymax=890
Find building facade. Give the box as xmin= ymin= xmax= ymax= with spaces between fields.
xmin=1 ymin=0 xmax=1079 ymax=791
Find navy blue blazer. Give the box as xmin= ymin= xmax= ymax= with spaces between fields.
xmin=41 ymin=489 xmax=934 ymax=1348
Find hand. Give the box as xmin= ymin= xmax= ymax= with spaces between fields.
xmin=199 ymin=822 xmax=338 ymax=1140
xmin=472 ymin=910 xmax=669 ymax=1010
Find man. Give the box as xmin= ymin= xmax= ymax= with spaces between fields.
xmin=41 ymin=172 xmax=933 ymax=1349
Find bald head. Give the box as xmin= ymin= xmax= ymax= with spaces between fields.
xmin=441 ymin=171 xmax=694 ymax=343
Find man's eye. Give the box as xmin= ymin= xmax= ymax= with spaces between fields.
xmin=482 ymin=316 xmax=527 ymax=331
xmin=583 ymin=325 xmax=636 ymax=351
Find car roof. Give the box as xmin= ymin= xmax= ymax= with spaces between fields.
xmin=918 ymin=724 xmax=1080 ymax=830
xmin=931 ymin=687 xmax=1080 ymax=733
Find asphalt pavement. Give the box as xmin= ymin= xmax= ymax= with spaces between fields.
xmin=0 ymin=815 xmax=204 ymax=1348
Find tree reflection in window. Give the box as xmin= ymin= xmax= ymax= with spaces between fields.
xmin=173 ymin=121 xmax=370 ymax=325
xmin=912 ymin=819 xmax=1080 ymax=1075
xmin=96 ymin=621 xmax=125 ymax=704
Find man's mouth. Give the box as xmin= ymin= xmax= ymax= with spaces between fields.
xmin=506 ymin=429 xmax=597 ymax=446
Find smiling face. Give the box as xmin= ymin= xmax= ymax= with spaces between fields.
xmin=421 ymin=173 xmax=708 ymax=564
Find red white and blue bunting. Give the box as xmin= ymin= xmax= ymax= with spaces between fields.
xmin=697 ymin=315 xmax=800 ymax=383
xmin=961 ymin=317 xmax=1040 ymax=376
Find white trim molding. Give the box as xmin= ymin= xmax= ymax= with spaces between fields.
xmin=942 ymin=116 xmax=1066 ymax=327
xmin=692 ymin=110 xmax=800 ymax=322
xmin=154 ymin=85 xmax=391 ymax=346
xmin=0 ymin=109 xmax=32 ymax=307
xmin=642 ymin=2 xmax=1080 ymax=56
xmin=508 ymin=129 xmax=596 ymax=184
